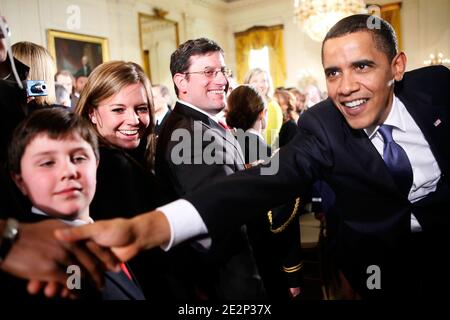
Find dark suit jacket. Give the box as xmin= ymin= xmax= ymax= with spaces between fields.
xmin=0 ymin=57 xmax=29 ymax=164
xmin=156 ymin=102 xmax=246 ymax=197
xmin=278 ymin=119 xmax=299 ymax=148
xmin=237 ymin=131 xmax=272 ymax=164
xmin=156 ymin=102 xmax=264 ymax=300
xmin=185 ymin=66 xmax=450 ymax=299
xmin=0 ymin=58 xmax=34 ymax=220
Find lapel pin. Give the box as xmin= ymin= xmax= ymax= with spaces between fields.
xmin=433 ymin=119 xmax=441 ymax=127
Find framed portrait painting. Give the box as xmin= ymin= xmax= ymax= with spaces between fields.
xmin=47 ymin=30 xmax=109 ymax=77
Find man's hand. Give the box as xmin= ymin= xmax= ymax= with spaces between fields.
xmin=54 ymin=211 xmax=171 ymax=262
xmin=1 ymin=220 xmax=120 ymax=289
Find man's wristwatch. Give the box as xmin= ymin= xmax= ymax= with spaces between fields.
xmin=0 ymin=218 xmax=20 ymax=264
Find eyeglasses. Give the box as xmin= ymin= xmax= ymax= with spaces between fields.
xmin=184 ymin=67 xmax=232 ymax=79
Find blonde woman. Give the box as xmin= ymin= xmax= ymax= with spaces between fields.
xmin=12 ymin=41 xmax=56 ymax=106
xmin=243 ymin=68 xmax=283 ymax=146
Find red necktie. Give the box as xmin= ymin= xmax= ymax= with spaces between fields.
xmin=120 ymin=263 xmax=133 ymax=281
xmin=218 ymin=119 xmax=230 ymax=130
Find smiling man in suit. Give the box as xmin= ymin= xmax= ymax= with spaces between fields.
xmin=154 ymin=38 xmax=265 ymax=300
xmin=57 ymin=15 xmax=450 ymax=300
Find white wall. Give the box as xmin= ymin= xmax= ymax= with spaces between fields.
xmin=1 ymin=0 xmax=448 ymax=93
xmin=402 ymin=0 xmax=450 ymax=70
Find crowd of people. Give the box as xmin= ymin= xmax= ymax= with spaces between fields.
xmin=0 ymin=13 xmax=449 ymax=302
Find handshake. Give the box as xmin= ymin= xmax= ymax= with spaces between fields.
xmin=0 ymin=211 xmax=170 ymax=299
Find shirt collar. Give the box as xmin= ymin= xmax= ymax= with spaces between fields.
xmin=246 ymin=128 xmax=264 ymax=140
xmin=364 ymin=94 xmax=407 ymax=139
xmin=31 ymin=206 xmax=94 ymax=226
xmin=155 ymin=109 xmax=169 ymax=124
xmin=178 ymin=99 xmax=221 ymax=124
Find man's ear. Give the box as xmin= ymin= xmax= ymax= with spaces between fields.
xmin=173 ymin=73 xmax=188 ymax=95
xmin=392 ymin=51 xmax=407 ymax=82
xmin=11 ymin=173 xmax=28 ymax=196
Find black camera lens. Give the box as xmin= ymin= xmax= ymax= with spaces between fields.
xmin=31 ymin=84 xmax=46 ymax=93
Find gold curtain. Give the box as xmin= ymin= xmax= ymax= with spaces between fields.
xmin=380 ymin=2 xmax=402 ymax=50
xmin=234 ymin=25 xmax=286 ymax=87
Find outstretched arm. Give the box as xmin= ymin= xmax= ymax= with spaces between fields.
xmin=55 ymin=211 xmax=171 ymax=262
xmin=1 ymin=219 xmax=120 ymax=289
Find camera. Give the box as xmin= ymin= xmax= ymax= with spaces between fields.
xmin=25 ymin=80 xmax=48 ymax=97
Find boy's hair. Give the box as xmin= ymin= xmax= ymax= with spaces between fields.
xmin=8 ymin=107 xmax=99 ymax=174
xmin=170 ymin=38 xmax=224 ymax=96
xmin=322 ymin=14 xmax=398 ymax=63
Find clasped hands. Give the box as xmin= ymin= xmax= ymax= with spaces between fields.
xmin=2 ymin=211 xmax=169 ymax=299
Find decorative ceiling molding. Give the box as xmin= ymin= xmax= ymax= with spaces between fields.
xmin=190 ymin=0 xmax=268 ymax=11
xmin=225 ymin=0 xmax=268 ymax=10
xmin=191 ymin=0 xmax=228 ymax=10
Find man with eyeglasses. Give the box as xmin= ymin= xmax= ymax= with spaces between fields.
xmin=154 ymin=38 xmax=266 ymax=300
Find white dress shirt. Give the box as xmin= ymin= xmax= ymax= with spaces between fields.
xmin=178 ymin=99 xmax=223 ymax=124
xmin=365 ymin=95 xmax=441 ymax=231
xmin=155 ymin=109 xmax=169 ymax=126
xmin=31 ymin=207 xmax=94 ymax=226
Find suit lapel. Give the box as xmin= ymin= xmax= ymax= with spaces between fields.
xmin=104 ymin=269 xmax=145 ymax=300
xmin=174 ymin=102 xmax=246 ymax=166
xmin=342 ymin=122 xmax=401 ymax=195
xmin=208 ymin=119 xmax=247 ymax=166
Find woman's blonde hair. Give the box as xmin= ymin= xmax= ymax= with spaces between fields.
xmin=243 ymin=68 xmax=274 ymax=101
xmin=12 ymin=41 xmax=56 ymax=106
xmin=75 ymin=60 xmax=156 ymax=169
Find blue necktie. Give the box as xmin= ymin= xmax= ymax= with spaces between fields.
xmin=378 ymin=124 xmax=413 ymax=196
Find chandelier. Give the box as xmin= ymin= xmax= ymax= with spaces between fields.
xmin=294 ymin=0 xmax=367 ymax=42
xmin=424 ymin=52 xmax=450 ymax=67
